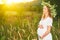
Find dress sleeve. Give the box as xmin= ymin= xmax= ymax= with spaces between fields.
xmin=47 ymin=18 xmax=53 ymax=27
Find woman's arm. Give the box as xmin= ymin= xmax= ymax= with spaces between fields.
xmin=40 ymin=26 xmax=52 ymax=39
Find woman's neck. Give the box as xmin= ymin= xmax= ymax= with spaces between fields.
xmin=45 ymin=15 xmax=49 ymax=19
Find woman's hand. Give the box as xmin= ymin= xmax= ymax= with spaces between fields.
xmin=40 ymin=36 xmax=44 ymax=39
xmin=40 ymin=36 xmax=43 ymax=39
xmin=38 ymin=25 xmax=43 ymax=29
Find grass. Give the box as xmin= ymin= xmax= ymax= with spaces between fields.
xmin=0 ymin=11 xmax=60 ymax=40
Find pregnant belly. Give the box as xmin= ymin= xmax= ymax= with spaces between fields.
xmin=37 ymin=28 xmax=47 ymax=36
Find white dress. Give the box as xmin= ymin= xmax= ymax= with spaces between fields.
xmin=37 ymin=17 xmax=53 ymax=40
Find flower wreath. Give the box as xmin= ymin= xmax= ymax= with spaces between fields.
xmin=41 ymin=1 xmax=57 ymax=18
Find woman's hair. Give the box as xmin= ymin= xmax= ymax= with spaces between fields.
xmin=41 ymin=5 xmax=52 ymax=19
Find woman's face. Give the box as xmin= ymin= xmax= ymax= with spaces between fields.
xmin=43 ymin=6 xmax=49 ymax=16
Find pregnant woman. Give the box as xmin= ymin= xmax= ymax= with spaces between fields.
xmin=37 ymin=5 xmax=53 ymax=40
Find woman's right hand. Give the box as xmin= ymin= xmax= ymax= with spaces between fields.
xmin=38 ymin=25 xmax=43 ymax=29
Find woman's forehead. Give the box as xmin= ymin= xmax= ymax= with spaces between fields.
xmin=43 ymin=6 xmax=47 ymax=8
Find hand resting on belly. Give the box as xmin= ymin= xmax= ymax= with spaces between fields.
xmin=38 ymin=25 xmax=44 ymax=29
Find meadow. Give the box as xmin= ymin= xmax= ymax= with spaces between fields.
xmin=0 ymin=11 xmax=60 ymax=40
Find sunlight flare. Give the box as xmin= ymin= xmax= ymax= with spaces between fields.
xmin=5 ymin=0 xmax=34 ymax=5
xmin=0 ymin=0 xmax=4 ymax=4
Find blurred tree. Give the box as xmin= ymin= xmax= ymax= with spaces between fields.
xmin=50 ymin=0 xmax=60 ymax=17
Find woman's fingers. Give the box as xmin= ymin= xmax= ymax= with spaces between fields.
xmin=39 ymin=36 xmax=43 ymax=39
xmin=38 ymin=25 xmax=43 ymax=29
